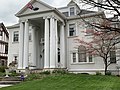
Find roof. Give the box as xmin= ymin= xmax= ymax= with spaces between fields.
xmin=0 ymin=23 xmax=9 ymax=38
xmin=15 ymin=0 xmax=54 ymax=17
xmin=6 ymin=23 xmax=19 ymax=29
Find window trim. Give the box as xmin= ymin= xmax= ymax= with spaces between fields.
xmin=71 ymin=51 xmax=94 ymax=64
xmin=110 ymin=50 xmax=116 ymax=64
xmin=69 ymin=6 xmax=76 ymax=16
xmin=13 ymin=31 xmax=19 ymax=43
xmin=68 ymin=23 xmax=76 ymax=37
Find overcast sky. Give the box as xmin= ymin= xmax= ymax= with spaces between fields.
xmin=0 ymin=0 xmax=70 ymax=26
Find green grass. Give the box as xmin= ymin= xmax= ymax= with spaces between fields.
xmin=1 ymin=74 xmax=120 ymax=90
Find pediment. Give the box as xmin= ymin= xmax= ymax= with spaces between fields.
xmin=16 ymin=0 xmax=54 ymax=17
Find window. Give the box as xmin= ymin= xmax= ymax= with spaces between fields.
xmin=73 ymin=53 xmax=76 ymax=63
xmin=110 ymin=50 xmax=116 ymax=63
xmin=88 ymin=54 xmax=92 ymax=62
xmin=78 ymin=46 xmax=87 ymax=62
xmin=13 ymin=31 xmax=19 ymax=42
xmin=14 ymin=55 xmax=18 ymax=64
xmin=5 ymin=44 xmax=8 ymax=54
xmin=69 ymin=24 xmax=76 ymax=36
xmin=70 ymin=7 xmax=75 ymax=16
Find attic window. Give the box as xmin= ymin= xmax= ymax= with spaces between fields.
xmin=70 ymin=7 xmax=75 ymax=16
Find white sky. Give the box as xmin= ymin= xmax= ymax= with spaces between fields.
xmin=0 ymin=0 xmax=70 ymax=26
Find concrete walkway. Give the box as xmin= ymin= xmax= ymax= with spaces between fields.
xmin=0 ymin=84 xmax=12 ymax=88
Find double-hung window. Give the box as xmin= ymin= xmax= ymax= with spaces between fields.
xmin=13 ymin=31 xmax=19 ymax=42
xmin=69 ymin=24 xmax=76 ymax=36
xmin=70 ymin=7 xmax=75 ymax=16
xmin=78 ymin=46 xmax=87 ymax=62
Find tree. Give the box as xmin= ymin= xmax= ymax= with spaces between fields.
xmin=77 ymin=0 xmax=120 ymax=33
xmin=75 ymin=24 xmax=120 ymax=75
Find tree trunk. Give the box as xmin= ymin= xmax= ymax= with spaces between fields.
xmin=105 ymin=64 xmax=108 ymax=75
xmin=104 ymin=58 xmax=108 ymax=75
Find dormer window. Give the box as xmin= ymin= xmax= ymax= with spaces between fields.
xmin=70 ymin=7 xmax=75 ymax=16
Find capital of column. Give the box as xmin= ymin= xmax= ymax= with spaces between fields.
xmin=43 ymin=16 xmax=51 ymax=19
xmin=25 ymin=19 xmax=29 ymax=23
xmin=50 ymin=15 xmax=59 ymax=21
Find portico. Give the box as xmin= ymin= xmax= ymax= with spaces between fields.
xmin=18 ymin=14 xmax=66 ymax=70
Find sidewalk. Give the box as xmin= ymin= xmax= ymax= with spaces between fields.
xmin=0 ymin=84 xmax=12 ymax=88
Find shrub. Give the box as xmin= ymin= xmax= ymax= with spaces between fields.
xmin=106 ymin=71 xmax=111 ymax=75
xmin=0 ymin=66 xmax=7 ymax=72
xmin=52 ymin=69 xmax=67 ymax=74
xmin=41 ymin=70 xmax=50 ymax=75
xmin=26 ymin=73 xmax=42 ymax=81
xmin=9 ymin=70 xmax=20 ymax=76
xmin=0 ymin=72 xmax=5 ymax=77
xmin=96 ymin=71 xmax=102 ymax=75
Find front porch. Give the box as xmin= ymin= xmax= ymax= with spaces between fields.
xmin=18 ymin=15 xmax=66 ymax=70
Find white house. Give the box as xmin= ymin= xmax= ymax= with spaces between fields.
xmin=7 ymin=0 xmax=120 ymax=74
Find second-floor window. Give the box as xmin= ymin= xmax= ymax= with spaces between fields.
xmin=69 ymin=24 xmax=76 ymax=36
xmin=70 ymin=7 xmax=75 ymax=16
xmin=13 ymin=31 xmax=19 ymax=42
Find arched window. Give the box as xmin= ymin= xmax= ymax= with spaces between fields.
xmin=78 ymin=45 xmax=87 ymax=62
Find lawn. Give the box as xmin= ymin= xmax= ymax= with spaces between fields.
xmin=1 ymin=74 xmax=120 ymax=90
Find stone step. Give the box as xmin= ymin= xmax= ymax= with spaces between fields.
xmin=0 ymin=81 xmax=21 ymax=84
xmin=2 ymin=77 xmax=21 ymax=81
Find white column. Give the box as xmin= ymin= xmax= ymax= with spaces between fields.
xmin=18 ymin=22 xmax=24 ymax=69
xmin=32 ymin=26 xmax=37 ymax=68
xmin=44 ymin=17 xmax=50 ymax=68
xmin=50 ymin=17 xmax=56 ymax=68
xmin=55 ymin=19 xmax=58 ymax=67
xmin=23 ymin=20 xmax=29 ymax=69
xmin=60 ymin=23 xmax=66 ymax=68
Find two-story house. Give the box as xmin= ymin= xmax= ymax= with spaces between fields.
xmin=7 ymin=0 xmax=120 ymax=74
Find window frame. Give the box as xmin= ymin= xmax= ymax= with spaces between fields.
xmin=110 ymin=50 xmax=116 ymax=63
xmin=13 ymin=31 xmax=19 ymax=42
xmin=71 ymin=49 xmax=94 ymax=64
xmin=70 ymin=7 xmax=75 ymax=16
xmin=73 ymin=53 xmax=77 ymax=63
xmin=78 ymin=46 xmax=87 ymax=62
xmin=69 ymin=23 xmax=76 ymax=37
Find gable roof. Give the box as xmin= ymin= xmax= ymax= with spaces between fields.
xmin=0 ymin=23 xmax=9 ymax=38
xmin=15 ymin=0 xmax=54 ymax=17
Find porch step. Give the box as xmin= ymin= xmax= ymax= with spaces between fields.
xmin=0 ymin=77 xmax=21 ymax=85
xmin=2 ymin=77 xmax=21 ymax=81
xmin=0 ymin=81 xmax=21 ymax=84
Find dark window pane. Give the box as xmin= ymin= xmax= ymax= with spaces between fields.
xmin=78 ymin=46 xmax=86 ymax=62
xmin=110 ymin=50 xmax=116 ymax=63
xmin=70 ymin=7 xmax=75 ymax=16
xmin=73 ymin=53 xmax=76 ymax=62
